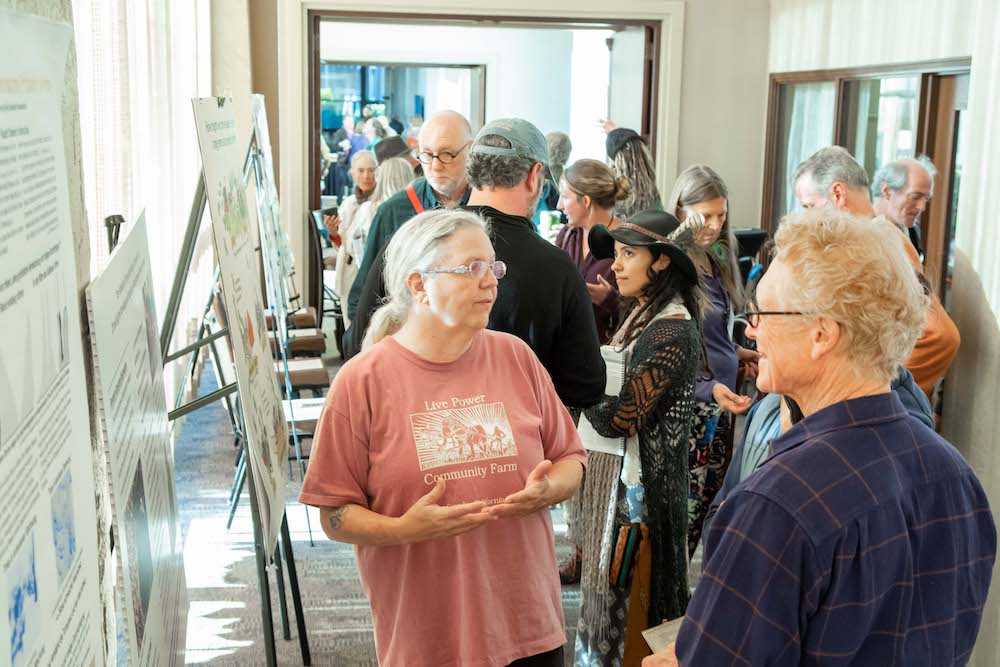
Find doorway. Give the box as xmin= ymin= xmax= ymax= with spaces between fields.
xmin=307 ymin=12 xmax=662 ymax=212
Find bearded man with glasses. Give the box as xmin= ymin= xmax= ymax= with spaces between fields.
xmin=346 ymin=110 xmax=474 ymax=324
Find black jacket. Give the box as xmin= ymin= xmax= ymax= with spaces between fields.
xmin=344 ymin=205 xmax=606 ymax=409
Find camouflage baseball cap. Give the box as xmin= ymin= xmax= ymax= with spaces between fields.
xmin=471 ymin=118 xmax=556 ymax=186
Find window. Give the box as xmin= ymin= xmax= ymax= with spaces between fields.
xmin=841 ymin=75 xmax=919 ymax=175
xmin=772 ymin=81 xmax=836 ymax=220
xmin=761 ymin=60 xmax=971 ymax=299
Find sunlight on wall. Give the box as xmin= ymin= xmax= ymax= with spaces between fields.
xmin=569 ymin=30 xmax=612 ymax=163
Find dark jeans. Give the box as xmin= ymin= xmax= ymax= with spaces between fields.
xmin=507 ymin=646 xmax=564 ymax=667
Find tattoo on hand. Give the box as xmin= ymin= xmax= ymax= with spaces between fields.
xmin=328 ymin=506 xmax=347 ymax=532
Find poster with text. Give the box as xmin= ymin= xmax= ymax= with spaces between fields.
xmin=0 ymin=9 xmax=105 ymax=667
xmin=193 ymin=97 xmax=288 ymax=554
xmin=86 ymin=215 xmax=187 ymax=665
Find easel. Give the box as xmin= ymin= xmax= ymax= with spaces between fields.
xmin=223 ymin=119 xmax=316 ymax=545
xmin=156 ymin=120 xmax=312 ymax=667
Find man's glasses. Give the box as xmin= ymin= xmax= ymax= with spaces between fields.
xmin=422 ymin=260 xmax=507 ymax=280
xmin=735 ymin=293 xmax=807 ymax=328
xmin=417 ymin=141 xmax=472 ymax=165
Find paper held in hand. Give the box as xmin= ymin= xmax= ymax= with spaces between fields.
xmin=642 ymin=616 xmax=685 ymax=654
xmin=577 ymin=345 xmax=628 ymax=456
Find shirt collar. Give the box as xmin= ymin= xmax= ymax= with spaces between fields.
xmin=764 ymin=392 xmax=908 ymax=463
xmin=463 ymin=205 xmax=535 ymax=230
xmin=420 ymin=178 xmax=472 ymax=209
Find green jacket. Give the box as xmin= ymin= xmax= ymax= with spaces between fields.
xmin=346 ymin=177 xmax=471 ymax=318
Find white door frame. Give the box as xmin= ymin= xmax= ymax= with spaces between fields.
xmin=278 ymin=0 xmax=685 ymax=290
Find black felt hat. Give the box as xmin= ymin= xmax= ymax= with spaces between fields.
xmin=605 ymin=128 xmax=642 ymax=160
xmin=589 ymin=209 xmax=700 ymax=284
xmin=374 ymin=135 xmax=412 ymax=164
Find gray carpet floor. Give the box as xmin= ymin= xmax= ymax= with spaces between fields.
xmin=175 ymin=361 xmax=581 ymax=665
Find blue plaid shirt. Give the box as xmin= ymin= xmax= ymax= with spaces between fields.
xmin=677 ymin=393 xmax=996 ymax=666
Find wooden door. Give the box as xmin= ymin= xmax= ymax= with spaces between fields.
xmin=917 ymin=73 xmax=969 ymax=298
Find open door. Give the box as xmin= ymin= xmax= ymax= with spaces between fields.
xmin=917 ymin=72 xmax=970 ymax=301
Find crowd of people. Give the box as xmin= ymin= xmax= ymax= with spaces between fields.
xmin=300 ymin=108 xmax=996 ymax=667
xmin=320 ymin=108 xmax=423 ymax=199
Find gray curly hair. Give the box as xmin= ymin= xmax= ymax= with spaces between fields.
xmin=466 ymin=134 xmax=536 ymax=189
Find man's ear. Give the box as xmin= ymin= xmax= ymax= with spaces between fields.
xmin=809 ymin=316 xmax=841 ymax=361
xmin=527 ymin=162 xmax=544 ymax=194
xmin=830 ymin=181 xmax=849 ymax=207
xmin=880 ymin=183 xmax=892 ymax=201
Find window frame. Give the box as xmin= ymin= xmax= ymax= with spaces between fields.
xmin=760 ymin=58 xmax=971 ymax=235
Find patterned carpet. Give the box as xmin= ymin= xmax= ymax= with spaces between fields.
xmin=175 ymin=361 xmax=580 ymax=665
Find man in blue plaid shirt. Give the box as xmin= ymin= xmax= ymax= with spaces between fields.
xmin=660 ymin=210 xmax=995 ymax=666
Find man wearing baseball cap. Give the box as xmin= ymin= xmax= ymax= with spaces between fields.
xmin=347 ymin=118 xmax=605 ymax=411
xmin=465 ymin=118 xmax=605 ymax=409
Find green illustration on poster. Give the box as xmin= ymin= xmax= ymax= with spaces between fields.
xmin=219 ymin=174 xmax=250 ymax=251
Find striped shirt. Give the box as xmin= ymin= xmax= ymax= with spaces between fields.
xmin=677 ymin=393 xmax=996 ymax=665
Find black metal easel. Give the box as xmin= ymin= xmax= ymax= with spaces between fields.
xmin=153 ymin=115 xmax=312 ymax=666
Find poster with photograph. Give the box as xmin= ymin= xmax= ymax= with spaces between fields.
xmin=85 ymin=215 xmax=186 ymax=665
xmin=193 ymin=97 xmax=289 ymax=554
xmin=0 ymin=9 xmax=105 ymax=666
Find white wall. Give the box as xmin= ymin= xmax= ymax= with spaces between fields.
xmin=319 ymin=21 xmax=574 ymax=136
xmin=769 ymin=0 xmax=974 ymax=71
xmin=768 ymin=3 xmax=998 ymax=664
xmin=608 ymin=27 xmax=645 ymax=135
xmin=676 ymin=0 xmax=770 ymax=230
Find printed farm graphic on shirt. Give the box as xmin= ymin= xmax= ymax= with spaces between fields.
xmin=410 ymin=400 xmax=517 ymax=470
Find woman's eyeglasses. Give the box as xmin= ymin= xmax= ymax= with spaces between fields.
xmin=422 ymin=260 xmax=507 ymax=280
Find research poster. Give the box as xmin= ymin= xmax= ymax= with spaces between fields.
xmin=250 ymin=93 xmax=295 ymax=325
xmin=193 ymin=97 xmax=289 ymax=554
xmin=86 ymin=215 xmax=186 ymax=665
xmin=0 ymin=9 xmax=105 ymax=667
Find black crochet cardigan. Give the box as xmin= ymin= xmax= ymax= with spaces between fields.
xmin=583 ymin=316 xmax=700 ymax=624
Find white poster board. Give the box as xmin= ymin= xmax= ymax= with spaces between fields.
xmin=192 ymin=97 xmax=289 ymax=553
xmin=86 ymin=215 xmax=186 ymax=666
xmin=0 ymin=10 xmax=104 ymax=667
xmin=250 ymin=93 xmax=295 ymax=323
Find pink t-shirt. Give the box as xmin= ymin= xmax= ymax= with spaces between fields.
xmin=299 ymin=330 xmax=587 ymax=667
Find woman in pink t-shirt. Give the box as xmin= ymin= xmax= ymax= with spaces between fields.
xmin=300 ymin=209 xmax=587 ymax=667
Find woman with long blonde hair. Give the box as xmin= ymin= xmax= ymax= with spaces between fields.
xmin=665 ymin=164 xmax=758 ymax=556
xmin=302 ymin=209 xmax=586 ymax=667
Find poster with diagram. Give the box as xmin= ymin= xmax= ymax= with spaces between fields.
xmin=193 ymin=97 xmax=289 ymax=554
xmin=0 ymin=9 xmax=105 ymax=666
xmin=86 ymin=215 xmax=186 ymax=665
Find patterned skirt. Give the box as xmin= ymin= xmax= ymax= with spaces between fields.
xmin=687 ymin=403 xmax=733 ymax=556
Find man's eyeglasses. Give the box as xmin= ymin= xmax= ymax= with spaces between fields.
xmin=422 ymin=260 xmax=507 ymax=280
xmin=735 ymin=294 xmax=807 ymax=328
xmin=417 ymin=141 xmax=472 ymax=166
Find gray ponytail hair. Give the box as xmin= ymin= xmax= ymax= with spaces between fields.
xmin=363 ymin=209 xmax=489 ymax=349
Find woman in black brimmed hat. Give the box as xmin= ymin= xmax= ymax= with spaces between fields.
xmin=575 ymin=209 xmax=703 ymax=666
